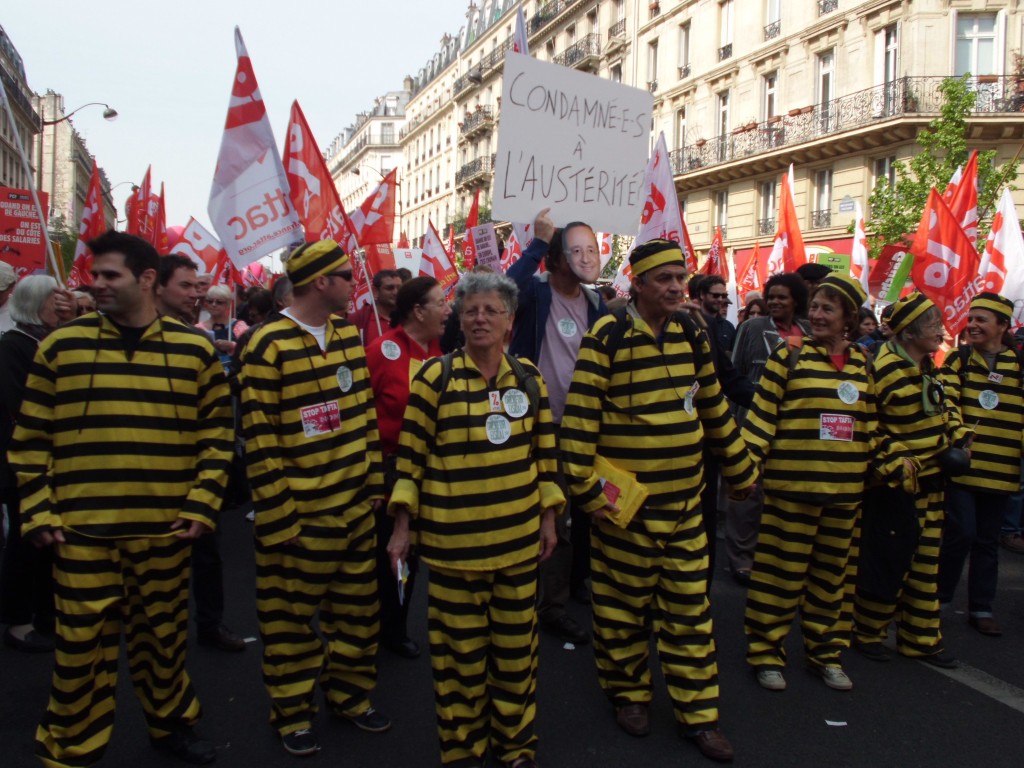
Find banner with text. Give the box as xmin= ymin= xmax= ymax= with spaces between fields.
xmin=0 ymin=189 xmax=49 ymax=276
xmin=469 ymin=223 xmax=501 ymax=271
xmin=493 ymin=54 xmax=653 ymax=234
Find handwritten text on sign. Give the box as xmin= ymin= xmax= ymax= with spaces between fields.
xmin=0 ymin=189 xmax=49 ymax=276
xmin=493 ymin=55 xmax=653 ymax=235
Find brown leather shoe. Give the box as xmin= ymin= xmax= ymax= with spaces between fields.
xmin=690 ymin=728 xmax=735 ymax=762
xmin=968 ymin=616 xmax=1003 ymax=637
xmin=615 ymin=703 xmax=650 ymax=737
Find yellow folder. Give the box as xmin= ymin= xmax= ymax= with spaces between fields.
xmin=594 ymin=455 xmax=649 ymax=529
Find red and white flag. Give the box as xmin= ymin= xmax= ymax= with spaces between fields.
xmin=948 ymin=150 xmax=979 ymax=246
xmin=208 ymin=27 xmax=301 ymax=270
xmin=171 ymin=217 xmax=226 ymax=274
xmin=502 ymin=228 xmax=523 ymax=273
xmin=700 ymin=226 xmax=728 ymax=280
xmin=942 ymin=165 xmax=963 ymax=203
xmin=611 ymin=259 xmax=632 ymax=298
xmin=597 ymin=231 xmax=613 ymax=271
xmin=850 ymin=201 xmax=870 ymax=300
xmin=348 ymin=169 xmax=398 ymax=246
xmin=910 ymin=187 xmax=982 ymax=335
xmin=126 ymin=167 xmax=151 ymax=237
xmin=421 ymin=220 xmax=458 ymax=296
xmin=462 ymin=188 xmax=481 ymax=270
xmin=766 ymin=165 xmax=806 ymax=276
xmin=283 ymin=100 xmax=348 ymax=244
xmin=736 ymin=241 xmax=762 ymax=305
xmin=396 ymin=231 xmax=410 ymax=249
xmin=634 ymin=132 xmax=697 ymax=272
xmin=446 ymin=225 xmax=455 ymax=260
xmin=512 ymin=3 xmax=529 ymax=54
xmin=152 ymin=183 xmax=169 ymax=254
xmin=68 ymin=161 xmax=106 ymax=288
xmin=979 ymin=187 xmax=1024 ymax=326
xmin=512 ymin=221 xmax=534 ymax=253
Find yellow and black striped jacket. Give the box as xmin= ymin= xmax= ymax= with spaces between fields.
xmin=742 ymin=338 xmax=905 ymax=505
xmin=939 ymin=345 xmax=1024 ymax=493
xmin=9 ymin=313 xmax=233 ymax=539
xmin=389 ymin=351 xmax=565 ymax=571
xmin=560 ymin=306 xmax=755 ymax=532
xmin=240 ymin=315 xmax=384 ymax=547
xmin=873 ymin=342 xmax=970 ymax=482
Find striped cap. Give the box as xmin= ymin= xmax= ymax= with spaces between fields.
xmin=285 ymin=240 xmax=349 ymax=287
xmin=888 ymin=292 xmax=935 ymax=334
xmin=817 ymin=273 xmax=867 ymax=313
xmin=629 ymin=239 xmax=686 ymax=278
xmin=970 ymin=292 xmax=1014 ymax=324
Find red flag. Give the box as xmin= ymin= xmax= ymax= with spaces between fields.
xmin=421 ymin=220 xmax=458 ymax=296
xmin=978 ymin=187 xmax=1024 ymax=325
xmin=910 ymin=188 xmax=983 ymax=335
xmin=868 ymin=244 xmax=912 ymax=300
xmin=283 ymin=100 xmax=349 ymax=243
xmin=171 ymin=218 xmax=226 ymax=274
xmin=396 ymin=231 xmax=409 ymax=249
xmin=446 ymin=225 xmax=455 ymax=260
xmin=942 ymin=165 xmax=963 ymax=204
xmin=68 ymin=161 xmax=106 ymax=288
xmin=634 ymin=133 xmax=697 ymax=272
xmin=736 ymin=241 xmax=762 ymax=305
xmin=501 ymin=228 xmax=523 ymax=273
xmin=127 ymin=167 xmax=151 ymax=236
xmin=765 ymin=166 xmax=806 ymax=276
xmin=152 ymin=183 xmax=169 ymax=254
xmin=349 ymin=169 xmax=398 ymax=246
xmin=948 ymin=150 xmax=979 ymax=246
xmin=700 ymin=227 xmax=728 ymax=280
xmin=462 ymin=188 xmax=481 ymax=270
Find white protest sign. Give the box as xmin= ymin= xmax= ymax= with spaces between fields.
xmin=470 ymin=223 xmax=501 ymax=271
xmin=393 ymin=248 xmax=422 ymax=276
xmin=493 ymin=54 xmax=653 ymax=235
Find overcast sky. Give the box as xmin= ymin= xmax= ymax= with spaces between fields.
xmin=5 ymin=0 xmax=472 ymax=230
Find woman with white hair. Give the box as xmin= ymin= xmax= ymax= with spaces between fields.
xmin=197 ymin=284 xmax=248 ymax=371
xmin=0 ymin=275 xmax=70 ymax=652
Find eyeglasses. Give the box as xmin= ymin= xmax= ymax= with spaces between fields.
xmin=461 ymin=308 xmax=508 ymax=320
xmin=708 ymin=292 xmax=729 ymax=300
xmin=325 ymin=270 xmax=354 ymax=281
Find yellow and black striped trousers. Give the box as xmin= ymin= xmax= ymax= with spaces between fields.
xmin=854 ymin=489 xmax=945 ymax=656
xmin=591 ymin=505 xmax=720 ymax=732
xmin=37 ymin=535 xmax=199 ymax=768
xmin=254 ymin=506 xmax=379 ymax=737
xmin=427 ymin=560 xmax=539 ymax=767
xmin=745 ymin=496 xmax=859 ymax=669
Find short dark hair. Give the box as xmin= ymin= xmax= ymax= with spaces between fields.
xmin=391 ymin=276 xmax=440 ymax=327
xmin=687 ymin=274 xmax=705 ymax=299
xmin=157 ymin=253 xmax=197 ymax=287
xmin=87 ymin=230 xmax=159 ymax=279
xmin=543 ymin=228 xmax=566 ymax=272
xmin=372 ymin=269 xmax=401 ymax=290
xmin=764 ymin=272 xmax=809 ymax=316
xmin=597 ymin=284 xmax=616 ymax=301
xmin=396 ymin=267 xmax=413 ymax=282
xmin=700 ymin=275 xmax=726 ymax=294
xmin=796 ymin=263 xmax=831 ymax=284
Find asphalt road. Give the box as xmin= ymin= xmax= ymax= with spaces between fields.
xmin=2 ymin=505 xmax=1023 ymax=768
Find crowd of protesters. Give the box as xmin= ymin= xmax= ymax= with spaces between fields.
xmin=1 ymin=214 xmax=1023 ymax=768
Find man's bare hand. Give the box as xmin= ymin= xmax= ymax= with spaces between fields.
xmin=171 ymin=519 xmax=211 ymax=540
xmin=30 ymin=529 xmax=65 ymax=548
xmin=538 ymin=509 xmax=557 ymax=562
xmin=533 ymin=207 xmax=555 ymax=244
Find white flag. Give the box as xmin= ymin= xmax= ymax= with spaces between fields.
xmin=850 ymin=202 xmax=871 ymax=302
xmin=208 ymin=27 xmax=301 ymax=270
xmin=512 ymin=3 xmax=529 ymax=55
xmin=979 ymin=187 xmax=1024 ymax=326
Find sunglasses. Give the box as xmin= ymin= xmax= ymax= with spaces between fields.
xmin=325 ymin=270 xmax=354 ymax=281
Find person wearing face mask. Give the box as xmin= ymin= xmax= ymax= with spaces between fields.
xmin=507 ymin=208 xmax=608 ymax=645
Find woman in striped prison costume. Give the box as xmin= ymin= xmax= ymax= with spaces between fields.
xmin=388 ymin=272 xmax=564 ymax=768
xmin=742 ymin=273 xmax=913 ymax=693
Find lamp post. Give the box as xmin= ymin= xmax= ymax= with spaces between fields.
xmin=353 ymin=165 xmax=403 ymax=241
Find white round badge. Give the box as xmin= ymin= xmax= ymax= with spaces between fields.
xmin=837 ymin=382 xmax=859 ymax=405
xmin=502 ymin=389 xmax=530 ymax=418
xmin=336 ymin=366 xmax=353 ymax=393
xmin=381 ymin=340 xmax=402 ymax=361
xmin=558 ymin=318 xmax=578 ymax=338
xmin=486 ymin=414 xmax=512 ymax=445
xmin=979 ymin=389 xmax=1000 ymax=410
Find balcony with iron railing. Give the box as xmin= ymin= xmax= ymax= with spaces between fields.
xmin=459 ymin=106 xmax=495 ymax=140
xmin=818 ymin=0 xmax=838 ymax=15
xmin=456 ymin=155 xmax=495 ymax=186
xmin=719 ymin=43 xmax=732 ymax=62
xmin=529 ymin=0 xmax=577 ymax=35
xmin=764 ymin=21 xmax=781 ymax=41
xmin=330 ymin=133 xmax=400 ymax=172
xmin=810 ymin=209 xmax=832 ymax=229
xmin=758 ymin=217 xmax=776 ymax=235
xmin=678 ymin=63 xmax=691 ymax=79
xmin=667 ymin=76 xmax=1024 ymax=176
xmin=608 ymin=18 xmax=626 ymax=38
xmin=554 ymin=33 xmax=600 ymax=69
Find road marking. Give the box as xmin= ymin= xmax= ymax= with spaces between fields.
xmin=924 ymin=661 xmax=1024 ymax=715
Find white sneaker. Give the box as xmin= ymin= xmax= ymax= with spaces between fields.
xmin=756 ymin=668 xmax=787 ymax=691
xmin=817 ymin=665 xmax=853 ymax=691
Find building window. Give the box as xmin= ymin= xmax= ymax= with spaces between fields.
xmin=715 ymin=190 xmax=729 ymax=236
xmin=719 ymin=0 xmax=734 ymax=60
xmin=812 ymin=168 xmax=833 ymax=228
xmin=566 ymin=25 xmax=576 ymax=45
xmin=610 ymin=64 xmax=622 ymax=83
xmin=763 ymin=72 xmax=777 ymax=120
xmin=678 ymin=23 xmax=691 ymax=79
xmin=955 ymin=13 xmax=998 ymax=77
xmin=874 ymin=155 xmax=897 ymax=189
xmin=717 ymin=91 xmax=730 ymax=137
xmin=647 ymin=39 xmax=659 ymax=89
xmin=675 ymin=107 xmax=687 ymax=150
xmin=818 ymin=49 xmax=836 ymax=131
xmin=765 ymin=0 xmax=781 ymax=40
xmin=759 ymin=180 xmax=776 ymax=235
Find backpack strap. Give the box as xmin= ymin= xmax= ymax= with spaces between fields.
xmin=505 ymin=354 xmax=541 ymax=416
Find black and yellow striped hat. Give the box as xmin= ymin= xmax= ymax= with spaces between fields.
xmin=817 ymin=273 xmax=867 ymax=313
xmin=888 ymin=292 xmax=935 ymax=334
xmin=629 ymin=239 xmax=686 ymax=278
xmin=285 ymin=240 xmax=349 ymax=287
xmin=970 ymin=292 xmax=1014 ymax=324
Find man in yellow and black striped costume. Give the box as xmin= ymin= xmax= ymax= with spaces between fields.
xmin=388 ymin=272 xmax=564 ymax=768
xmin=853 ymin=292 xmax=969 ymax=667
xmin=9 ymin=231 xmax=234 ymax=767
xmin=937 ymin=292 xmax=1024 ymax=638
xmin=561 ymin=240 xmax=756 ymax=763
xmin=239 ymin=240 xmax=388 ymax=758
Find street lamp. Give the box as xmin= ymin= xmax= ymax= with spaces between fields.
xmin=42 ymin=102 xmax=118 ymax=126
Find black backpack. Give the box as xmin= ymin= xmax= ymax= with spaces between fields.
xmin=601 ymin=306 xmax=707 ymax=366
xmin=434 ymin=350 xmax=540 ymax=417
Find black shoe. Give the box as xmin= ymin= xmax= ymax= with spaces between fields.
xmin=346 ymin=707 xmax=392 ymax=733
xmin=571 ymin=583 xmax=592 ymax=605
xmin=730 ymin=568 xmax=752 ymax=586
xmin=854 ymin=640 xmax=892 ymax=663
xmin=3 ymin=627 xmax=55 ymax=653
xmin=281 ymin=728 xmax=320 ymax=757
xmin=150 ymin=727 xmax=217 ymax=764
xmin=383 ymin=637 xmax=421 ymax=658
xmin=541 ymin=615 xmax=590 ymax=645
xmin=198 ymin=625 xmax=246 ymax=653
xmin=919 ymin=651 xmax=959 ymax=669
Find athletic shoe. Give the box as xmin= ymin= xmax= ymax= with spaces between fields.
xmin=281 ymin=728 xmax=319 ymax=757
xmin=756 ymin=668 xmax=786 ymax=691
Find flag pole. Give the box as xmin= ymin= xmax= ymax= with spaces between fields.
xmin=0 ymin=74 xmax=64 ymax=284
xmin=359 ymin=250 xmax=383 ymax=336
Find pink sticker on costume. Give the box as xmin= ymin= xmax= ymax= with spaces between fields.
xmin=300 ymin=401 xmax=341 ymax=437
xmin=820 ymin=413 xmax=854 ymax=441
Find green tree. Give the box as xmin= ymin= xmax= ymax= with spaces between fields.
xmin=48 ymin=214 xmax=78 ymax=274
xmin=864 ymin=75 xmax=1017 ymax=256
